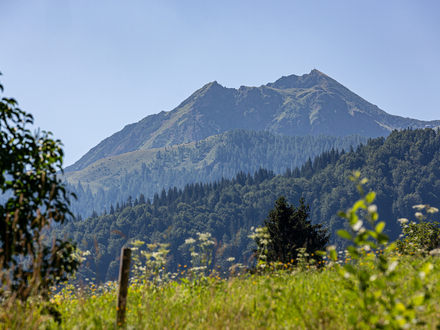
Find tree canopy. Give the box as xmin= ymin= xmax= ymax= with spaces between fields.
xmin=0 ymin=72 xmax=79 ymax=299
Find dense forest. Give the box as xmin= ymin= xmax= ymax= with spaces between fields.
xmin=63 ymin=129 xmax=369 ymax=218
xmin=51 ymin=128 xmax=440 ymax=282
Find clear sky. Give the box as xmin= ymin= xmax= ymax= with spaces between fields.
xmin=1 ymin=0 xmax=439 ymax=167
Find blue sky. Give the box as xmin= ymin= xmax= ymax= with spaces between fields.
xmin=1 ymin=1 xmax=440 ymax=167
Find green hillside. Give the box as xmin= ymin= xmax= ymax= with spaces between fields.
xmin=53 ymin=128 xmax=440 ymax=282
xmin=62 ymin=129 xmax=369 ymax=217
xmin=65 ymin=70 xmax=440 ymax=172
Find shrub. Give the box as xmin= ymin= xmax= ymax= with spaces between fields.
xmin=396 ymin=204 xmax=440 ymax=255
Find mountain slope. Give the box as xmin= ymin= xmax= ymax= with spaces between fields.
xmin=66 ymin=70 xmax=440 ymax=172
xmin=63 ymin=130 xmax=369 ymax=217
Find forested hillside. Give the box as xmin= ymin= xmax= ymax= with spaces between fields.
xmin=63 ymin=129 xmax=368 ymax=218
xmin=66 ymin=69 xmax=440 ymax=172
xmin=53 ymin=128 xmax=440 ymax=282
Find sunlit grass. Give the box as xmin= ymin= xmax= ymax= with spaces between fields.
xmin=2 ymin=253 xmax=440 ymax=329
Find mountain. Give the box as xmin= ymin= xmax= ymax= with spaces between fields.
xmin=65 ymin=70 xmax=440 ymax=172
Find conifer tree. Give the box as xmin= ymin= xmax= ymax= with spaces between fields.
xmin=254 ymin=196 xmax=329 ymax=264
xmin=126 ymin=196 xmax=133 ymax=208
xmin=139 ymin=194 xmax=146 ymax=205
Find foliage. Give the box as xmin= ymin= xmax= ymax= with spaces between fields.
xmin=396 ymin=204 xmax=440 ymax=255
xmin=253 ymin=196 xmax=329 ymax=265
xmin=331 ymin=172 xmax=434 ymax=329
xmin=0 ymin=73 xmax=79 ymax=299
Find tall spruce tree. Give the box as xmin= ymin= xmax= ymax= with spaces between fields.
xmin=139 ymin=194 xmax=146 ymax=205
xmin=255 ymin=196 xmax=330 ymax=264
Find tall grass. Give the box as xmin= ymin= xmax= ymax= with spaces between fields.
xmin=1 ymin=253 xmax=439 ymax=329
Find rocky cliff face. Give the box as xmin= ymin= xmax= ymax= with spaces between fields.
xmin=65 ymin=69 xmax=440 ymax=172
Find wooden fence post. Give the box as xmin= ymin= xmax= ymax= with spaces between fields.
xmin=116 ymin=247 xmax=131 ymax=328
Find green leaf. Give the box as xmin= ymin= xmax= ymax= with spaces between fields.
xmin=353 ymin=200 xmax=366 ymax=211
xmin=369 ymin=315 xmax=379 ymax=325
xmin=377 ymin=233 xmax=389 ymax=245
xmin=346 ymin=290 xmax=359 ymax=300
xmin=412 ymin=293 xmax=425 ymax=306
xmin=349 ymin=212 xmax=359 ymax=226
xmin=375 ymin=222 xmax=385 ymax=234
xmin=359 ymin=270 xmax=370 ymax=282
xmin=344 ymin=264 xmax=356 ymax=274
xmin=365 ymin=191 xmax=376 ymax=204
xmin=348 ymin=313 xmax=357 ymax=325
xmin=395 ymin=302 xmax=406 ymax=312
xmin=347 ymin=246 xmax=359 ymax=259
xmin=375 ymin=278 xmax=386 ymax=289
xmin=421 ymin=262 xmax=433 ymax=275
xmin=337 ymin=229 xmax=352 ymax=240
xmin=330 ymin=249 xmax=338 ymax=261
xmin=366 ymin=230 xmax=378 ymax=239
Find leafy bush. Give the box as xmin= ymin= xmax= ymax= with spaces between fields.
xmin=397 ymin=204 xmax=440 ymax=255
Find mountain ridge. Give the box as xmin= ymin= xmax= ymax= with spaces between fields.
xmin=65 ymin=70 xmax=440 ymax=172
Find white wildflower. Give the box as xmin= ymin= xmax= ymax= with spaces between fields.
xmin=367 ymin=204 xmax=377 ymax=214
xmin=185 ymin=238 xmax=196 ymax=245
xmin=352 ymin=220 xmax=363 ymax=231
xmin=427 ymin=207 xmax=439 ymax=214
xmin=387 ymin=261 xmax=398 ymax=272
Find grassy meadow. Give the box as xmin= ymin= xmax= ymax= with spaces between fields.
xmin=1 ymin=251 xmax=440 ymax=330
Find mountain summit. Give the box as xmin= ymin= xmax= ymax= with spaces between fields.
xmin=65 ymin=70 xmax=440 ymax=172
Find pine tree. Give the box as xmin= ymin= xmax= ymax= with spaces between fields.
xmin=254 ymin=196 xmax=329 ymax=264
xmin=139 ymin=194 xmax=146 ymax=205
xmin=126 ymin=195 xmax=133 ymax=208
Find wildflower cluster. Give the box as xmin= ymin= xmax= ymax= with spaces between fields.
xmin=184 ymin=232 xmax=215 ymax=279
xmin=397 ymin=204 xmax=440 ymax=255
xmin=129 ymin=240 xmax=170 ymax=285
xmin=248 ymin=226 xmax=271 ymax=270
